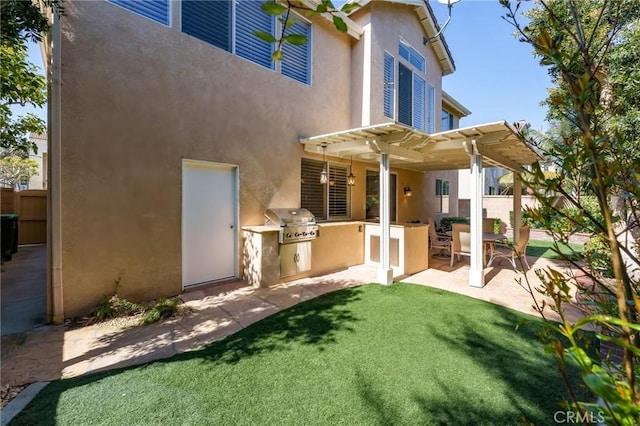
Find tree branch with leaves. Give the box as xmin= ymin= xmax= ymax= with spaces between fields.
xmin=502 ymin=0 xmax=639 ymax=423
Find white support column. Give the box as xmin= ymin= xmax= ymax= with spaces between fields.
xmin=469 ymin=140 xmax=484 ymax=288
xmin=513 ymin=172 xmax=522 ymax=245
xmin=377 ymin=153 xmax=393 ymax=285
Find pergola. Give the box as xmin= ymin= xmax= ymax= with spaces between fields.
xmin=299 ymin=121 xmax=540 ymax=287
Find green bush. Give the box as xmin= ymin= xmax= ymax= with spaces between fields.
xmin=91 ymin=295 xmax=144 ymax=321
xmin=141 ymin=298 xmax=180 ymax=324
xmin=439 ymin=216 xmax=470 ymax=232
xmin=583 ymin=235 xmax=613 ymax=277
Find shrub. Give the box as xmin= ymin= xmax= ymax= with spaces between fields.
xmin=439 ymin=216 xmax=470 ymax=232
xmin=91 ymin=295 xmax=144 ymax=321
xmin=583 ymin=235 xmax=613 ymax=278
xmin=141 ymin=298 xmax=180 ymax=324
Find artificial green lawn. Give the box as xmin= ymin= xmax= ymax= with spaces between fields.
xmin=12 ymin=284 xmax=592 ymax=425
xmin=526 ymin=239 xmax=584 ymax=260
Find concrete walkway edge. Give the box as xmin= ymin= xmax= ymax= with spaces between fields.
xmin=1 ymin=382 xmax=49 ymax=425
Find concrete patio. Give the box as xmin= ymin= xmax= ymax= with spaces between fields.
xmin=0 ymin=251 xmax=583 ymax=391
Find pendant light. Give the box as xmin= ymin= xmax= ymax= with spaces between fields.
xmin=320 ymin=144 xmax=328 ymax=184
xmin=347 ymin=156 xmax=356 ymax=186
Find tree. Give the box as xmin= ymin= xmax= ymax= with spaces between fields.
xmin=0 ymin=155 xmax=39 ymax=189
xmin=502 ymin=0 xmax=640 ymax=423
xmin=0 ymin=42 xmax=46 ymax=156
xmin=0 ymin=0 xmax=62 ymax=157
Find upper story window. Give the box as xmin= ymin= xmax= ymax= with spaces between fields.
xmin=396 ymin=39 xmax=426 ymax=131
xmin=181 ymin=1 xmax=311 ymax=85
xmin=301 ymin=158 xmax=350 ymax=220
xmin=108 ymin=0 xmax=170 ymax=26
xmin=399 ymin=38 xmax=425 ymax=73
xmin=441 ymin=109 xmax=454 ymax=131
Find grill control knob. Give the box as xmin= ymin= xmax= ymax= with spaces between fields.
xmin=286 ymin=233 xmax=292 ymax=238
xmin=295 ymin=232 xmax=301 ymax=237
xmin=302 ymin=232 xmax=308 ymax=236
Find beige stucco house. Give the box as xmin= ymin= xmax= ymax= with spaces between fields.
xmin=39 ymin=0 xmax=537 ymax=320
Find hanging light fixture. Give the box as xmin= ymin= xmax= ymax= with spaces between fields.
xmin=347 ymin=156 xmax=356 ymax=186
xmin=320 ymin=144 xmax=328 ymax=184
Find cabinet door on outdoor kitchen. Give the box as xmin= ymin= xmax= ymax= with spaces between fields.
xmin=280 ymin=242 xmax=311 ymax=277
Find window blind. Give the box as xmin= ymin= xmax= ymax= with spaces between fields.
xmin=282 ymin=19 xmax=311 ymax=84
xmin=235 ymin=1 xmax=275 ymax=70
xmin=182 ymin=0 xmax=231 ymax=52
xmin=109 ymin=0 xmax=170 ymax=25
xmin=301 ymin=158 xmax=326 ymax=220
xmin=383 ymin=52 xmax=395 ymax=119
xmin=413 ymin=74 xmax=425 ymax=131
xmin=398 ymin=63 xmax=412 ymax=127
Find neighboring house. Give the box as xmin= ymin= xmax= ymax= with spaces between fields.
xmin=27 ymin=132 xmax=48 ymax=190
xmin=39 ymin=0 xmax=536 ymax=318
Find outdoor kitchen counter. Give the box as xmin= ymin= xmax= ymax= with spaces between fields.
xmin=364 ymin=222 xmax=429 ymax=277
xmin=242 ymin=222 xmax=365 ymax=287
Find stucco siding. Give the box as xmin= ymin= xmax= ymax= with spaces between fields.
xmin=59 ymin=0 xmax=352 ymax=316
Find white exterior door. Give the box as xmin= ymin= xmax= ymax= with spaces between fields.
xmin=182 ymin=160 xmax=237 ymax=288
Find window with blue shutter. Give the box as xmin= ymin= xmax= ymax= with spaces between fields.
xmin=109 ymin=0 xmax=169 ymax=26
xmin=282 ymin=19 xmax=311 ymax=84
xmin=397 ymin=39 xmax=428 ymax=130
xmin=182 ymin=0 xmax=232 ymax=52
xmin=383 ymin=52 xmax=395 ymax=119
xmin=412 ymin=74 xmax=425 ymax=131
xmin=428 ymin=85 xmax=436 ymax=133
xmin=236 ymin=1 xmax=275 ymax=70
xmin=398 ymin=63 xmax=412 ymax=127
xmin=179 ymin=3 xmax=311 ymax=85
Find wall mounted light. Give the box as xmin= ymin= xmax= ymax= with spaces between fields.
xmin=347 ymin=156 xmax=356 ymax=186
xmin=320 ymin=144 xmax=328 ymax=184
xmin=404 ymin=187 xmax=413 ymax=197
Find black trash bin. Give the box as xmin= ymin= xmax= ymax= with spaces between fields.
xmin=1 ymin=214 xmax=19 ymax=261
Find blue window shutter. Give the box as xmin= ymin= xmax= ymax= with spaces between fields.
xmin=398 ymin=63 xmax=412 ymax=127
xmin=182 ymin=0 xmax=231 ymax=51
xmin=236 ymin=1 xmax=275 ymax=69
xmin=109 ymin=0 xmax=169 ymax=25
xmin=383 ymin=52 xmax=395 ymax=119
xmin=427 ymin=85 xmax=436 ymax=133
xmin=282 ymin=19 xmax=311 ymax=84
xmin=413 ymin=74 xmax=425 ymax=131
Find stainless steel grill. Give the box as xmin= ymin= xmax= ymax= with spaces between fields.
xmin=265 ymin=208 xmax=319 ymax=244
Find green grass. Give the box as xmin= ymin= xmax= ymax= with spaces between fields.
xmin=526 ymin=239 xmax=584 ymax=260
xmin=12 ymin=284 xmax=593 ymax=425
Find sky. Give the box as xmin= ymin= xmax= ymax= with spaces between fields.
xmin=430 ymin=0 xmax=552 ymax=132
xmin=13 ymin=0 xmax=552 ymax=133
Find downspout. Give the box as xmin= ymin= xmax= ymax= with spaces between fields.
xmin=48 ymin=6 xmax=64 ymax=323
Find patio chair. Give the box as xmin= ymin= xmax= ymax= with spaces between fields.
xmin=450 ymin=223 xmax=471 ymax=266
xmin=428 ymin=218 xmax=451 ymax=256
xmin=487 ymin=225 xmax=531 ymax=270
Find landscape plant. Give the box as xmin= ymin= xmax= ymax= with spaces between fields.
xmin=502 ymin=0 xmax=640 ymax=422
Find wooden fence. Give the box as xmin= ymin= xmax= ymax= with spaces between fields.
xmin=1 ymin=188 xmax=47 ymax=244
